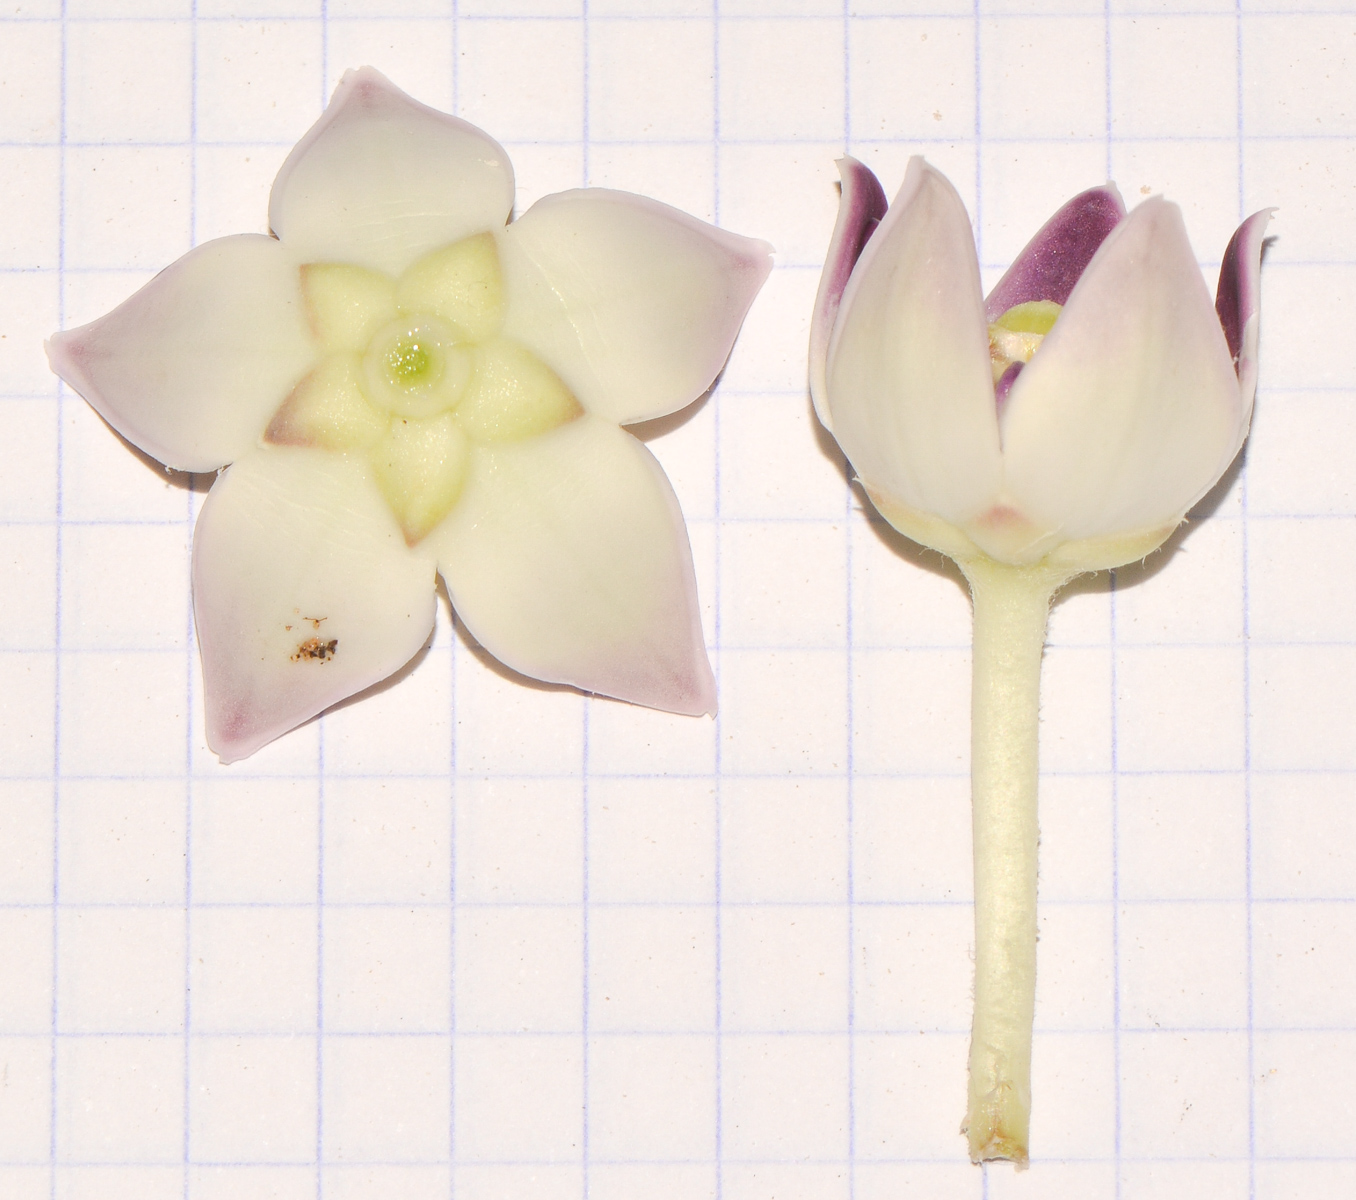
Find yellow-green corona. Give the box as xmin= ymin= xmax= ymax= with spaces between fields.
xmin=267 ymin=233 xmax=583 ymax=543
xmin=987 ymin=299 xmax=1061 ymax=384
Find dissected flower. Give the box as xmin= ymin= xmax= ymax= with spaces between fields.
xmin=48 ymin=68 xmax=771 ymax=762
xmin=811 ymin=156 xmax=1270 ymax=1165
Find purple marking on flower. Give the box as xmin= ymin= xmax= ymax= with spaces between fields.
xmin=994 ymin=360 xmax=1023 ymax=408
xmin=809 ymin=157 xmax=889 ymax=428
xmin=1215 ymin=207 xmax=1273 ymax=374
xmin=826 ymin=158 xmax=889 ymax=298
xmin=985 ymin=186 xmax=1126 ymax=321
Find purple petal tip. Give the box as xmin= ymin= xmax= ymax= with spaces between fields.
xmin=809 ymin=156 xmax=889 ymax=426
xmin=1216 ymin=208 xmax=1274 ymax=373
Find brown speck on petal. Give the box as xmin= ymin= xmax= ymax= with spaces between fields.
xmin=292 ymin=637 xmax=339 ymax=662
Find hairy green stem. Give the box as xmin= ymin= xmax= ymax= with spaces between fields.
xmin=958 ymin=556 xmax=1076 ymax=1166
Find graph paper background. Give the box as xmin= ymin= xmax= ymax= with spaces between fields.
xmin=1 ymin=1 xmax=1353 ymax=1198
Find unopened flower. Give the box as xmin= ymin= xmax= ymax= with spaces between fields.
xmin=49 ymin=69 xmax=771 ymax=762
xmin=812 ymin=156 xmax=1268 ymax=572
xmin=811 ymin=156 xmax=1269 ymax=1165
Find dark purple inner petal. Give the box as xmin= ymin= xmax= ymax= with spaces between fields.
xmin=826 ymin=159 xmax=889 ymax=308
xmin=809 ymin=157 xmax=889 ymax=411
xmin=984 ymin=186 xmax=1126 ymax=320
xmin=994 ymin=360 xmax=1023 ymax=408
xmin=1215 ymin=208 xmax=1272 ymax=373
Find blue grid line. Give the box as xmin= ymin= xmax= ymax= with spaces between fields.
xmin=973 ymin=12 xmax=986 ymax=1197
xmin=12 ymin=508 xmax=1356 ymax=527
xmin=1102 ymin=9 xmax=1129 ymax=1197
xmin=453 ymin=615 xmax=463 ymax=1183
xmin=11 ymin=1151 xmax=1352 ymax=1169
xmin=314 ymin=17 xmax=329 ymax=1194
xmin=582 ymin=706 xmax=592 ymax=1195
xmin=25 ymin=250 xmax=1339 ymax=274
xmin=581 ymin=10 xmax=594 ymax=1194
xmin=712 ymin=6 xmax=726 ymax=1196
xmin=10 ymin=130 xmax=1356 ymax=146
xmin=14 ymin=892 xmax=1347 ymax=911
xmin=24 ymin=633 xmax=1356 ymax=654
xmin=180 ymin=2 xmax=199 ymax=1192
xmin=3 ymin=7 xmax=1349 ymax=19
xmin=29 ymin=633 xmax=1356 ymax=652
xmin=842 ymin=0 xmax=858 ymax=1190
xmin=1238 ymin=4 xmax=1258 ymax=1196
xmin=11 ymin=1021 xmax=1356 ymax=1040
xmin=315 ymin=716 xmax=326 ymax=1182
xmin=1104 ymin=4 xmax=1126 ymax=1192
xmin=14 ymin=764 xmax=1356 ymax=784
xmin=448 ymin=632 xmax=461 ymax=1175
xmin=47 ymin=2 xmax=67 ymax=1192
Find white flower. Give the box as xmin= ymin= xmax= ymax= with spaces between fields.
xmin=809 ymin=155 xmax=1271 ymax=1165
xmin=48 ymin=68 xmax=771 ymax=762
xmin=811 ymin=156 xmax=1270 ymax=571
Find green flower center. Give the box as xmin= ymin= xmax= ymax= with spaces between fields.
xmin=989 ymin=299 xmax=1062 ymax=384
xmin=266 ymin=232 xmax=583 ymax=544
xmin=361 ymin=315 xmax=472 ymax=421
xmin=387 ymin=338 xmax=431 ymax=383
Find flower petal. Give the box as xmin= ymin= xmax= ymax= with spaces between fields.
xmin=269 ymin=67 xmax=515 ymax=277
xmin=1000 ymin=198 xmax=1245 ymax=542
xmin=1216 ymin=207 xmax=1273 ymax=419
xmin=193 ymin=447 xmax=436 ymax=762
xmin=825 ymin=157 xmax=1002 ymax=525
xmin=497 ymin=189 xmax=772 ymax=426
xmin=426 ymin=417 xmax=715 ymax=715
xmin=984 ymin=184 xmax=1126 ymax=320
xmin=46 ymin=235 xmax=312 ymax=473
xmin=809 ymin=156 xmax=888 ymax=432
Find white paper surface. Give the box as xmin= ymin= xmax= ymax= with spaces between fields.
xmin=1 ymin=2 xmax=1354 ymax=1198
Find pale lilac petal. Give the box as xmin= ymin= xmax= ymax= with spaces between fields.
xmin=985 ymin=185 xmax=1125 ymax=320
xmin=426 ymin=417 xmax=715 ymax=716
xmin=269 ymin=67 xmax=514 ymax=276
xmin=825 ymin=157 xmax=1002 ymax=525
xmin=497 ymin=189 xmax=772 ymax=426
xmin=1001 ymin=198 xmax=1244 ymax=542
xmin=46 ymin=236 xmax=311 ymax=473
xmin=1216 ymin=207 xmax=1273 ymax=420
xmin=193 ymin=448 xmax=436 ymax=762
xmin=809 ymin=156 xmax=888 ymax=431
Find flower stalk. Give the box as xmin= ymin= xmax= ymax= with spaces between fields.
xmin=959 ymin=556 xmax=1075 ymax=1165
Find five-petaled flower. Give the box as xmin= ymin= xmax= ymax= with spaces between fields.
xmin=811 ymin=156 xmax=1270 ymax=572
xmin=48 ymin=69 xmax=771 ymax=762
